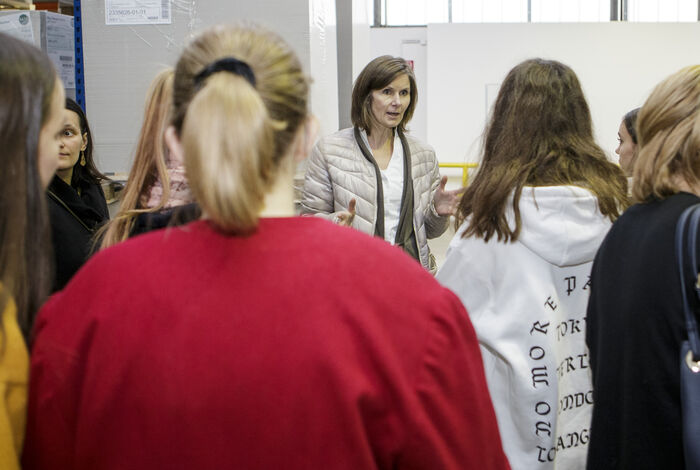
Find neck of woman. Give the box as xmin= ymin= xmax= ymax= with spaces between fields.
xmin=260 ymin=160 xmax=296 ymax=218
xmin=56 ymin=167 xmax=73 ymax=187
xmin=674 ymin=175 xmax=700 ymax=198
xmin=367 ymin=126 xmax=394 ymax=152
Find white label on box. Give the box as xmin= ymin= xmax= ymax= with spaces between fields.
xmin=0 ymin=12 xmax=35 ymax=44
xmin=105 ymin=0 xmax=172 ymax=25
xmin=46 ymin=14 xmax=75 ymax=88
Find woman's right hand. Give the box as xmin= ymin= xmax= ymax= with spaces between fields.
xmin=333 ymin=198 xmax=356 ymax=227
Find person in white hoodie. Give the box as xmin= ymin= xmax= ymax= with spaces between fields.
xmin=436 ymin=58 xmax=628 ymax=470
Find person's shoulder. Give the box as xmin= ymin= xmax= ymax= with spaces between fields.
xmin=78 ymin=220 xmax=200 ymax=276
xmin=293 ymin=217 xmax=465 ymax=324
xmin=620 ymin=192 xmax=700 ymax=230
xmin=131 ymin=204 xmax=201 ymax=236
xmin=290 ymin=217 xmax=446 ymax=294
xmin=402 ymin=132 xmax=435 ymax=156
xmin=316 ymin=128 xmax=356 ymax=152
xmin=46 ymin=191 xmax=62 ymax=214
xmin=0 ymin=284 xmax=27 ymax=384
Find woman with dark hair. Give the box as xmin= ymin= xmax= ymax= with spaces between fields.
xmin=0 ymin=32 xmax=64 ymax=470
xmin=437 ymin=58 xmax=628 ymax=470
xmin=22 ymin=25 xmax=508 ymax=469
xmin=616 ymin=107 xmax=640 ymax=176
xmin=47 ymin=98 xmax=109 ymax=290
xmin=586 ymin=66 xmax=700 ymax=469
xmin=301 ymin=55 xmax=462 ymax=272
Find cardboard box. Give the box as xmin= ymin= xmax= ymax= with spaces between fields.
xmin=0 ymin=10 xmax=76 ymax=99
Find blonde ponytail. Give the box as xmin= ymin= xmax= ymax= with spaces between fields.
xmin=182 ymin=73 xmax=276 ymax=232
xmin=172 ymin=25 xmax=309 ymax=232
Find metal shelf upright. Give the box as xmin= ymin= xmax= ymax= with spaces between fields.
xmin=73 ymin=0 xmax=85 ymax=109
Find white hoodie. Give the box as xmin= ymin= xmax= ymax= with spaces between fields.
xmin=437 ymin=186 xmax=611 ymax=470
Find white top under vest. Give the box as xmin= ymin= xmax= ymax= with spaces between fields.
xmin=359 ymin=129 xmax=404 ymax=244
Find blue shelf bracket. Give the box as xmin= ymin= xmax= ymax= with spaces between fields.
xmin=73 ymin=0 xmax=86 ymax=110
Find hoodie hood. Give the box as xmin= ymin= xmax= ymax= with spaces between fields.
xmin=507 ymin=186 xmax=612 ymax=267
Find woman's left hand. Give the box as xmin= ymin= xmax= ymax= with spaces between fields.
xmin=433 ymin=176 xmax=465 ymax=216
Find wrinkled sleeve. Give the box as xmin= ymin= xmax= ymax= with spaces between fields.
xmin=300 ymin=141 xmax=335 ymax=221
xmin=0 ymin=383 xmax=23 ymax=470
xmin=422 ymin=150 xmax=449 ymax=239
xmin=398 ymin=290 xmax=510 ymax=470
xmin=0 ymin=296 xmax=28 ymax=470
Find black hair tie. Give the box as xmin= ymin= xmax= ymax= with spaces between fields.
xmin=194 ymin=57 xmax=256 ymax=88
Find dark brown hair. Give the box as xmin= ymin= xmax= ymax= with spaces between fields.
xmin=351 ymin=55 xmax=416 ymax=135
xmin=457 ymin=58 xmax=628 ymax=242
xmin=65 ymin=97 xmax=108 ymax=187
xmin=623 ymin=107 xmax=640 ymax=144
xmin=0 ymin=33 xmax=56 ymax=339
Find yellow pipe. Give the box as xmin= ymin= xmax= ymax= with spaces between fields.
xmin=438 ymin=162 xmax=478 ymax=186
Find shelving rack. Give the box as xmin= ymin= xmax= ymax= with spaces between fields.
xmin=73 ymin=0 xmax=85 ymax=109
xmin=0 ymin=0 xmax=33 ymax=9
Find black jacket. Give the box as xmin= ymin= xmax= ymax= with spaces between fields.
xmin=586 ymin=192 xmax=700 ymax=469
xmin=47 ymin=176 xmax=109 ymax=291
xmin=130 ymin=203 xmax=201 ymax=237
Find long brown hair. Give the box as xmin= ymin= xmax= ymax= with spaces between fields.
xmin=99 ymin=68 xmax=174 ymax=249
xmin=0 ymin=33 xmax=56 ymax=339
xmin=172 ymin=25 xmax=309 ymax=233
xmin=631 ymin=65 xmax=700 ymax=203
xmin=457 ymin=58 xmax=628 ymax=242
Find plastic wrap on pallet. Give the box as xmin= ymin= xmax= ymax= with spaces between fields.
xmin=0 ymin=10 xmax=76 ymax=99
xmin=81 ymin=0 xmax=339 ymax=175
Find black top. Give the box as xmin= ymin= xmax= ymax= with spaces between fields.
xmin=130 ymin=203 xmax=201 ymax=238
xmin=47 ymin=175 xmax=109 ymax=291
xmin=586 ymin=192 xmax=700 ymax=469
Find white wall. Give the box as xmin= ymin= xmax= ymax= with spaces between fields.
xmin=427 ymin=22 xmax=700 ymax=165
xmin=371 ymin=22 xmax=700 ymax=171
xmin=82 ymin=0 xmax=338 ymax=174
xmin=352 ymin=0 xmax=372 ymax=81
xmin=309 ymin=0 xmax=339 ymax=140
xmin=335 ymin=0 xmax=371 ymax=130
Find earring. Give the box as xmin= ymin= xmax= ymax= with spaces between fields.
xmin=80 ymin=151 xmax=86 ymax=166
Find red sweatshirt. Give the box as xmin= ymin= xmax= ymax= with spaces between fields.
xmin=23 ymin=218 xmax=509 ymax=470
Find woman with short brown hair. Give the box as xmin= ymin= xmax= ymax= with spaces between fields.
xmin=301 ymin=55 xmax=461 ymax=272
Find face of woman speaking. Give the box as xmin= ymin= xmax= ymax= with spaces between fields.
xmin=370 ymin=73 xmax=411 ymax=133
xmin=616 ymin=121 xmax=637 ymax=177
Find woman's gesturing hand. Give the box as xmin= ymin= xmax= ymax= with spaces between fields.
xmin=333 ymin=198 xmax=356 ymax=227
xmin=433 ymin=176 xmax=465 ymax=216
